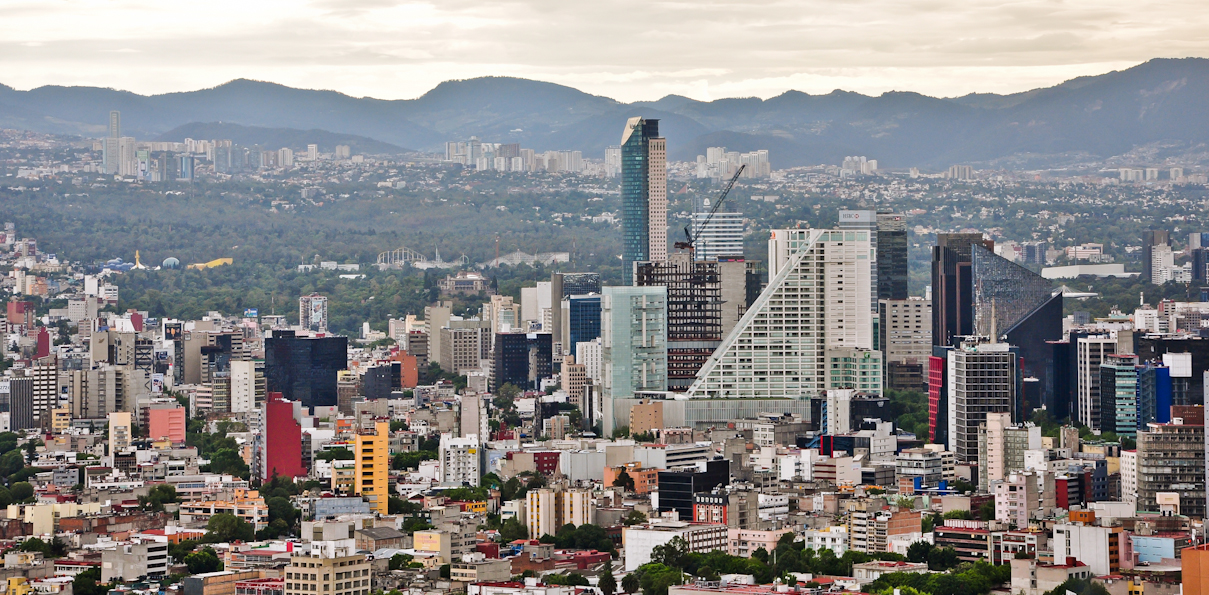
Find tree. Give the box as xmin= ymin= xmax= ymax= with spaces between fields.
xmin=599 ymin=559 xmax=617 ymax=595
xmin=0 ymin=450 xmax=24 ymax=476
xmin=205 ymin=513 xmax=255 ymax=543
xmin=72 ymin=567 xmax=109 ymax=595
xmin=497 ymin=383 xmax=521 ymax=400
xmin=650 ymin=537 xmax=688 ymax=570
xmin=19 ymin=537 xmax=52 ymax=557
xmin=185 ymin=547 xmax=223 ymax=573
xmin=208 ymin=448 xmax=250 ymax=478
xmin=613 ymin=470 xmax=636 ymax=492
xmin=942 ymin=509 xmax=971 ymax=520
xmin=905 ymin=541 xmax=932 ymax=564
xmin=389 ymin=553 xmax=415 ymax=571
xmin=266 ymin=496 xmax=298 ymax=528
xmin=10 ymin=481 xmax=33 ymax=502
xmin=499 ymin=517 xmax=529 ymax=542
xmin=140 ymin=484 xmax=179 ymax=512
xmin=622 ymin=573 xmax=641 ymax=594
xmin=315 ymin=448 xmax=354 ymax=461
xmin=623 ymin=510 xmax=648 ymax=526
xmin=978 ymin=499 xmax=996 ymax=522
xmin=638 ymin=563 xmax=685 ymax=595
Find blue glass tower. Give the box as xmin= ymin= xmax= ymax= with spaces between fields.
xmin=621 ymin=117 xmax=666 ymax=285
xmin=567 ymin=295 xmax=601 ymax=360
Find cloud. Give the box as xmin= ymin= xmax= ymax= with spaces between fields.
xmin=0 ymin=0 xmax=1205 ymax=101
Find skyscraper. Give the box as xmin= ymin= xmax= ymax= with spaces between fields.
xmin=691 ymin=196 xmax=744 ymax=261
xmin=947 ymin=339 xmax=1017 ymax=463
xmin=601 ymin=286 xmax=667 ymax=436
xmin=103 ymin=111 xmax=121 ymax=175
xmin=621 ymin=117 xmax=667 ymax=284
xmin=1142 ymin=230 xmax=1171 ymax=285
xmin=971 ymin=244 xmax=1062 ymax=413
xmin=876 ymin=213 xmax=908 ymax=300
xmin=932 ymin=233 xmax=993 ymax=348
xmin=687 ymin=228 xmax=874 ymax=399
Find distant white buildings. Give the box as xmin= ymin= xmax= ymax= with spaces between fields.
xmin=697 ymin=146 xmax=771 ymax=179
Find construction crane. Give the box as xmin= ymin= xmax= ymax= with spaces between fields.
xmin=675 ymin=164 xmax=745 ymax=257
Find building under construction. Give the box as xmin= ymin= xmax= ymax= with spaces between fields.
xmin=635 ymin=252 xmax=747 ymax=391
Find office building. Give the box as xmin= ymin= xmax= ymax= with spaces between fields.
xmin=656 ymin=459 xmax=730 ymax=523
xmin=971 ymin=244 xmax=1062 ymax=408
xmin=1136 ymin=412 xmax=1204 ymax=519
xmin=262 ymin=394 xmax=304 ymax=480
xmin=932 ymin=233 xmax=993 ymax=348
xmin=621 ymin=117 xmax=668 ymax=284
xmin=601 ymin=286 xmax=667 ymax=436
xmin=355 ymin=421 xmax=390 ymax=515
xmin=299 ymin=294 xmax=329 ymax=332
xmin=948 ymin=340 xmax=1017 ymax=463
xmin=556 ymin=272 xmax=602 ymax=297
xmin=876 ymin=213 xmax=908 ymax=300
xmin=687 ymin=228 xmax=872 ymax=399
xmin=265 ymin=334 xmax=347 ymax=409
xmin=566 ymin=295 xmax=601 ymax=360
xmin=8 ymin=377 xmax=33 ymax=431
xmin=1077 ymin=336 xmax=1116 ymax=430
xmin=1141 ymin=230 xmax=1171 ymax=285
xmin=978 ymin=412 xmax=1041 ymax=488
xmin=491 ymin=332 xmax=552 ymax=392
xmin=879 ymin=298 xmax=932 ymax=391
xmin=1098 ymin=354 xmax=1140 ymax=436
xmin=690 ymin=196 xmax=744 ymax=261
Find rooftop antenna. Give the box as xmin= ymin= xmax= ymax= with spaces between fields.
xmin=990 ymin=298 xmax=998 ymax=342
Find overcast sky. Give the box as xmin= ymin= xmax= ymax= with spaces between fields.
xmin=1 ymin=0 xmax=1206 ymax=102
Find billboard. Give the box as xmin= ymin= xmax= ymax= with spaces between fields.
xmin=151 ymin=374 xmax=164 ymax=394
xmin=163 ymin=322 xmax=182 ymax=342
xmin=244 ymin=308 xmax=259 ymax=318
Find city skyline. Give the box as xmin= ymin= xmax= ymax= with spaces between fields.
xmin=0 ymin=1 xmax=1205 ymax=102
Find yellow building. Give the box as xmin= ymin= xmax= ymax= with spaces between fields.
xmin=354 ymin=421 xmax=390 ymax=515
xmin=7 ymin=577 xmax=30 ymax=595
xmin=50 ymin=409 xmax=71 ymax=434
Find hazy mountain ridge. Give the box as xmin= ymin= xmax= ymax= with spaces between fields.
xmin=2 ymin=58 xmax=1209 ymax=168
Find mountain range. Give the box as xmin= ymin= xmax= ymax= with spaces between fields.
xmin=2 ymin=58 xmax=1208 ymax=168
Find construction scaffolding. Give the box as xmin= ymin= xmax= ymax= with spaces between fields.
xmin=635 ymin=252 xmax=723 ymax=391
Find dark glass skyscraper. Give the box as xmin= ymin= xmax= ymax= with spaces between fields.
xmin=264 ymin=334 xmax=348 ymax=409
xmin=932 ymin=233 xmax=993 ymax=347
xmin=877 ymin=213 xmax=908 ymax=300
xmin=492 ymin=332 xmax=553 ymax=392
xmin=971 ymin=244 xmax=1063 ymax=414
xmin=621 ymin=117 xmax=667 ymax=285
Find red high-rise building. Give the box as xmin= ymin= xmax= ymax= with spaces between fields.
xmin=263 ymin=393 xmax=305 ymax=480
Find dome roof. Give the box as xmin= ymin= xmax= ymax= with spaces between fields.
xmin=162 ymin=257 xmax=181 ymax=269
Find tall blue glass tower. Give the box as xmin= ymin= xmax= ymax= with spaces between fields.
xmin=621 ymin=117 xmax=667 ymax=285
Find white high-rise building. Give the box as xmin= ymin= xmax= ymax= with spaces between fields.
xmin=229 ymin=360 xmax=261 ymax=413
xmin=686 ymin=228 xmax=872 ymax=399
xmin=1077 ymin=335 xmax=1117 ymax=430
xmin=576 ymin=337 xmax=603 ymax=382
xmin=604 ymin=146 xmax=622 ymax=177
xmin=306 ymin=144 xmax=318 ymax=161
xmin=278 ymin=148 xmax=294 ymax=167
xmin=439 ymin=433 xmax=480 ymax=487
xmin=690 ymin=196 xmax=744 ymax=261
